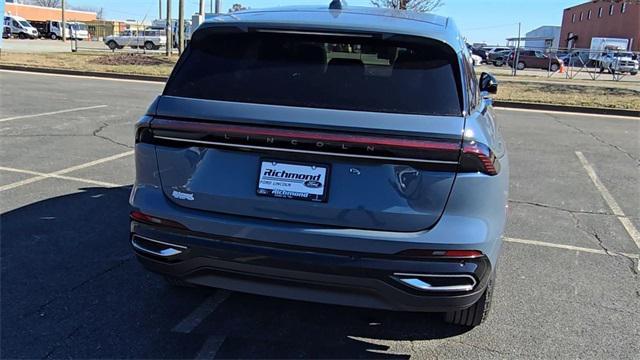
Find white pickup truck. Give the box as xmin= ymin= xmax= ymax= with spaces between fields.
xmin=598 ymin=51 xmax=639 ymax=75
xmin=104 ymin=30 xmax=167 ymax=50
xmin=589 ymin=37 xmax=639 ymax=75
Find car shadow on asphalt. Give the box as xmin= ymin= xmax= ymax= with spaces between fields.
xmin=1 ymin=186 xmax=471 ymax=359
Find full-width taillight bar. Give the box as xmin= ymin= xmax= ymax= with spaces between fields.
xmin=138 ymin=118 xmax=500 ymax=175
xmin=150 ymin=119 xmax=461 ymax=152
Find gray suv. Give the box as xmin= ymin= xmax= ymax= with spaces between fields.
xmin=130 ymin=5 xmax=509 ymax=327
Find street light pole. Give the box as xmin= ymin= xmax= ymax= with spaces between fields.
xmin=165 ymin=0 xmax=172 ymax=57
xmin=215 ymin=0 xmax=220 ymax=14
xmin=513 ymin=22 xmax=521 ymax=76
xmin=61 ymin=0 xmax=66 ymax=42
xmin=159 ymin=0 xmax=162 ymax=19
xmin=199 ymin=0 xmax=205 ymax=15
xmin=178 ymin=0 xmax=184 ymax=54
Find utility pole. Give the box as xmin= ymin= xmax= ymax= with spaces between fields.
xmin=215 ymin=0 xmax=221 ymax=14
xmin=513 ymin=22 xmax=521 ymax=76
xmin=166 ymin=0 xmax=172 ymax=56
xmin=199 ymin=0 xmax=205 ymax=15
xmin=159 ymin=0 xmax=162 ymax=19
xmin=61 ymin=0 xmax=66 ymax=42
xmin=178 ymin=0 xmax=184 ymax=54
xmin=210 ymin=0 xmax=213 ymax=13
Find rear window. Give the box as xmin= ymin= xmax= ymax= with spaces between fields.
xmin=164 ymin=29 xmax=462 ymax=116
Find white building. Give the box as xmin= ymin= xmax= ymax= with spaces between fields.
xmin=524 ymin=26 xmax=561 ymax=51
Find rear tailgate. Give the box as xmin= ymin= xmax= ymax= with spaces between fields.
xmin=150 ymin=97 xmax=464 ymax=232
xmin=148 ymin=26 xmax=468 ymax=232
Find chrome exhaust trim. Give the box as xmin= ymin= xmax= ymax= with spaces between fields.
xmin=131 ymin=235 xmax=187 ymax=257
xmin=392 ymin=273 xmax=477 ymax=292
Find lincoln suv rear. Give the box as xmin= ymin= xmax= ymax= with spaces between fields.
xmin=129 ymin=5 xmax=509 ymax=327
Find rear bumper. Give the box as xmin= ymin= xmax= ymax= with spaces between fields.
xmin=131 ymin=221 xmax=492 ymax=312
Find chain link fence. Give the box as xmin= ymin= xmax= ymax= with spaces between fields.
xmin=475 ymin=44 xmax=639 ymax=82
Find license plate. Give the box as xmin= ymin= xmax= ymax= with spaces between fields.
xmin=257 ymin=161 xmax=329 ymax=202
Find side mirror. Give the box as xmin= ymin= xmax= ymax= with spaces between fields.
xmin=479 ymin=72 xmax=498 ymax=94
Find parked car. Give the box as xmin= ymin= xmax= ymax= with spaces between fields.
xmin=471 ymin=53 xmax=483 ymax=66
xmin=488 ymin=49 xmax=511 ymax=66
xmin=597 ymin=52 xmax=639 ymax=75
xmin=558 ymin=50 xmax=594 ymax=67
xmin=467 ymin=44 xmax=487 ymax=63
xmin=481 ymin=46 xmax=511 ymax=56
xmin=130 ymin=5 xmax=508 ymax=328
xmin=104 ymin=29 xmax=167 ymax=50
xmin=508 ymin=50 xmax=563 ymax=71
xmin=471 ymin=47 xmax=488 ymax=62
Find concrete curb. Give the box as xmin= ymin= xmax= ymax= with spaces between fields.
xmin=0 ymin=64 xmax=167 ymax=83
xmin=2 ymin=64 xmax=638 ymax=117
xmin=494 ymin=101 xmax=639 ymax=118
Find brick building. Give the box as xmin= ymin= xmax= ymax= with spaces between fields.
xmin=560 ymin=1 xmax=640 ymax=51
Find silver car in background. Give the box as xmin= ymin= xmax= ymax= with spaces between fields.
xmin=130 ymin=5 xmax=508 ymax=327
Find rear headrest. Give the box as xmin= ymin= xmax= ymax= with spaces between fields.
xmin=295 ymin=44 xmax=327 ymax=65
xmin=394 ymin=50 xmax=448 ymax=70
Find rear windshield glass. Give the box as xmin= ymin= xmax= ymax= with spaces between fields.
xmin=164 ymin=30 xmax=462 ymax=116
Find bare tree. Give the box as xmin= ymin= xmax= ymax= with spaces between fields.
xmin=72 ymin=6 xmax=104 ymax=19
xmin=228 ymin=3 xmax=248 ymax=12
xmin=29 ymin=0 xmax=62 ymax=8
xmin=370 ymin=0 xmax=443 ymax=12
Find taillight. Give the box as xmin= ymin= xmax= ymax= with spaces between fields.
xmin=130 ymin=210 xmax=187 ymax=230
xmin=135 ymin=116 xmax=153 ymax=144
xmin=147 ymin=118 xmax=462 ymax=167
xmin=459 ymin=140 xmax=499 ymax=175
xmin=143 ymin=119 xmax=500 ymax=175
xmin=395 ymin=249 xmax=484 ymax=259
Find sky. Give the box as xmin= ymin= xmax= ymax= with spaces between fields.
xmin=66 ymin=0 xmax=582 ymax=45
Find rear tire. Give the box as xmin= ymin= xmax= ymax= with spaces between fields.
xmin=50 ymin=33 xmax=58 ymax=40
xmin=550 ymin=63 xmax=559 ymax=72
xmin=144 ymin=41 xmax=154 ymax=50
xmin=444 ymin=274 xmax=494 ymax=327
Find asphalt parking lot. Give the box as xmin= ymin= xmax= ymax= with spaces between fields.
xmin=1 ymin=70 xmax=639 ymax=359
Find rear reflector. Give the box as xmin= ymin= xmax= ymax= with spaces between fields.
xmin=395 ymin=249 xmax=484 ymax=259
xmin=130 ymin=210 xmax=187 ymax=230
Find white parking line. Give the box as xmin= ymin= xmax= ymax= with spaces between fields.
xmin=195 ymin=336 xmax=226 ymax=359
xmin=0 ymin=105 xmax=108 ymax=123
xmin=0 ymin=166 xmax=121 ymax=188
xmin=172 ymin=290 xmax=230 ymax=334
xmin=0 ymin=150 xmax=133 ymax=192
xmin=575 ymin=151 xmax=640 ymax=252
xmin=52 ymin=150 xmax=133 ymax=175
xmin=504 ymin=237 xmax=639 ymax=259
